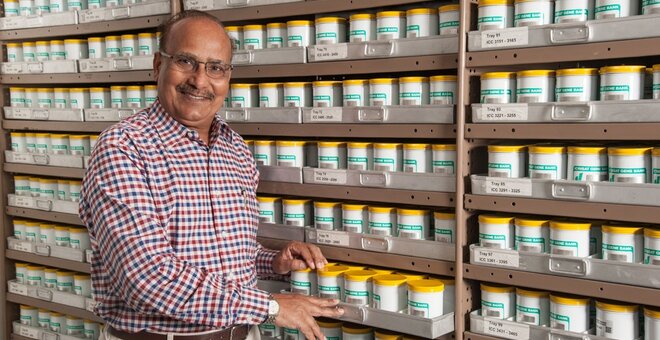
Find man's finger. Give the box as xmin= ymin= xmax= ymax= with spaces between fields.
xmin=307 ymin=244 xmax=327 ymax=270
xmin=290 ymin=242 xmax=316 ymax=270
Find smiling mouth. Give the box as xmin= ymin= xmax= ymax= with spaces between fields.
xmin=176 ymin=84 xmax=214 ymax=101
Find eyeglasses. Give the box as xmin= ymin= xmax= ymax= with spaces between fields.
xmin=159 ymin=51 xmax=233 ymax=79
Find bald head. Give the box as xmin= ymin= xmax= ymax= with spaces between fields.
xmin=158 ymin=10 xmax=231 ymax=55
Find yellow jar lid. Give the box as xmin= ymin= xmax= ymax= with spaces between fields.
xmin=65 ymin=316 xmax=81 ymax=320
xmin=284 ymin=82 xmax=311 ymax=87
xmin=430 ymin=75 xmax=458 ymax=81
xmin=50 ymin=40 xmax=64 ymax=45
xmin=20 ymin=305 xmax=37 ymax=310
xmin=39 ymin=224 xmax=54 ymax=229
xmin=225 ymin=26 xmax=242 ymax=32
xmin=57 ymin=179 xmax=69 ymax=183
xmin=54 ymin=225 xmax=70 ymax=231
xmin=434 ymin=211 xmax=456 ymax=219
xmin=644 ymin=228 xmax=660 ymax=238
xmin=315 ymin=17 xmax=347 ymax=24
xmin=516 ymin=287 xmax=549 ymax=298
xmin=399 ymin=76 xmax=429 ymax=83
xmin=37 ymin=88 xmax=53 ymax=93
xmin=90 ymin=87 xmax=108 ymax=93
xmin=64 ymin=39 xmax=86 ymax=43
xmin=515 ymin=218 xmax=549 ymax=227
xmin=600 ymin=65 xmax=646 ymax=74
xmin=396 ymin=272 xmax=426 ymax=281
xmin=404 ymin=143 xmax=430 ymax=150
xmin=282 ymin=199 xmax=310 ymax=205
xmin=517 ymin=70 xmax=555 ymax=77
xmin=406 ymin=8 xmax=437 ymax=15
xmin=294 ymin=267 xmax=313 ymax=273
xmin=481 ymin=283 xmax=514 ymax=293
xmin=25 ymin=221 xmax=41 ymax=227
xmin=350 ymin=13 xmax=375 ymax=20
xmin=343 ymin=79 xmax=369 ymax=86
xmin=344 ymin=269 xmax=377 ymax=282
xmin=567 ymin=146 xmax=607 ymax=154
xmin=644 ymin=306 xmax=660 ymax=318
xmin=138 ymin=33 xmax=155 ymax=38
xmin=377 ymin=11 xmax=405 ymax=18
xmin=243 ymin=24 xmax=264 ymax=30
xmin=374 ymin=143 xmax=401 ymax=149
xmin=653 ymin=147 xmax=660 ymax=156
xmin=87 ymin=37 xmax=104 ymax=42
xmin=602 ymin=225 xmax=644 ymax=234
xmin=440 ymin=4 xmax=461 ymax=12
xmin=596 ymin=300 xmax=638 ymax=313
xmin=55 ymin=270 xmax=74 ymax=275
xmin=69 ymin=135 xmax=87 ymax=140
xmin=69 ymin=227 xmax=88 ymax=233
xmin=367 ymin=268 xmax=394 ymax=275
xmin=9 ymin=87 xmax=25 ymax=91
xmin=342 ymin=324 xmax=373 ymax=334
xmin=608 ymin=146 xmax=652 ymax=156
xmin=266 ymin=22 xmax=286 ymax=29
xmin=409 ymin=279 xmax=444 ymax=293
xmin=287 ymin=20 xmax=313 ymax=27
xmin=74 ymin=274 xmax=90 ymax=279
xmin=15 ymin=263 xmax=29 ymax=268
xmin=143 ymin=85 xmax=156 ymax=90
xmin=26 ymin=265 xmax=45 ymax=270
xmin=231 ymin=83 xmax=258 ymax=89
xmin=529 ymin=145 xmax=566 ymax=154
xmin=481 ymin=72 xmax=516 ymax=80
xmin=348 ymin=142 xmax=372 ymax=148
xmin=370 ymin=78 xmax=398 ymax=85
xmin=254 ymin=140 xmax=274 ymax=146
xmin=257 ymin=196 xmax=280 ymax=203
xmin=432 ymin=144 xmax=457 ymax=151
xmin=317 ymin=265 xmax=350 ymax=277
xmin=550 ymin=221 xmax=591 ymax=230
xmin=127 ymin=86 xmax=143 ymax=91
xmin=22 ymin=42 xmax=36 ymax=46
xmin=7 ymin=42 xmax=22 ymax=47
xmin=259 ymin=82 xmax=283 ymax=88
xmin=276 ymin=141 xmax=307 ymax=147
xmin=557 ymin=68 xmax=598 ymax=76
xmin=313 ymin=80 xmax=342 ymax=87
xmin=314 ymin=201 xmax=341 ymax=208
xmin=69 ymin=180 xmax=81 ymax=185
xmin=69 ymin=88 xmax=87 ymax=93
xmin=375 ymin=330 xmax=403 ymax=340
xmin=35 ymin=40 xmax=50 ymax=46
xmin=319 ymin=141 xmax=346 ymax=148
xmin=39 ymin=178 xmax=57 ymax=183
xmin=24 ymin=88 xmax=38 ymax=93
xmin=488 ymin=145 xmax=526 ymax=153
xmin=479 ymin=0 xmax=514 ymax=5
xmin=479 ymin=214 xmax=514 ymax=224
xmin=653 ymin=64 xmax=660 ymax=72
xmin=342 ymin=204 xmax=367 ymax=211
xmin=120 ymin=34 xmax=136 ymax=39
xmin=14 ymin=176 xmax=30 ymax=180
xmin=10 ymin=132 xmax=25 ymax=136
xmin=397 ymin=208 xmax=429 ymax=216
xmin=369 ymin=206 xmax=395 ymax=214
xmin=316 ymin=318 xmax=343 ymax=328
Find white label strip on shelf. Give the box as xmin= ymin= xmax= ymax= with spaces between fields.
xmin=312 ymin=169 xmax=347 ymax=184
xmin=8 ymin=281 xmax=28 ymax=296
xmin=480 ymin=27 xmax=529 ymax=49
xmin=12 ymin=240 xmax=33 ymax=253
xmin=474 ymin=248 xmax=520 ymax=268
xmin=315 ymin=230 xmax=350 ymax=247
xmin=18 ymin=325 xmax=39 ymax=339
xmin=10 ymin=153 xmax=33 ymax=163
xmin=479 ymin=104 xmax=528 ymax=121
xmin=184 ymin=0 xmax=213 ymax=10
xmin=485 ymin=178 xmax=532 ymax=197
xmin=312 ymin=44 xmax=348 ymax=61
xmin=12 ymin=196 xmax=34 ymax=208
xmin=484 ymin=319 xmax=530 ymax=340
xmin=309 ymin=107 xmax=343 ymax=122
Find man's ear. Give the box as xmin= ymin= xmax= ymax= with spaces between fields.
xmin=153 ymin=52 xmax=162 ymax=82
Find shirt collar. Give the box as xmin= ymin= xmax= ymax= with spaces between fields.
xmin=149 ymin=99 xmax=232 ymax=147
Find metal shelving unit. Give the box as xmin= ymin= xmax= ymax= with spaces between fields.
xmin=6 ymin=250 xmax=91 ymax=274
xmin=465 ymin=122 xmax=660 ymax=140
xmin=7 ymin=293 xmax=102 ymax=323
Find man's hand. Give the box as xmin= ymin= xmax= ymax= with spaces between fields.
xmin=272 ymin=241 xmax=328 ymax=274
xmin=272 ymin=293 xmax=344 ymax=340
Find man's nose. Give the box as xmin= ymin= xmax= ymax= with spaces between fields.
xmin=187 ymin=63 xmax=210 ymax=88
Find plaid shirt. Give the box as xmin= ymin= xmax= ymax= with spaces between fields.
xmin=79 ymin=99 xmax=278 ymax=332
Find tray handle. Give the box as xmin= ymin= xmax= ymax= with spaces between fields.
xmin=361 ymin=235 xmax=391 ymax=252
xmin=551 ymin=182 xmax=592 ymax=200
xmin=550 ymin=25 xmax=590 ymax=44
xmin=364 ymin=41 xmax=394 ymax=57
xmin=548 ymin=257 xmax=589 ymax=276
xmin=551 ymin=104 xmax=592 ymax=121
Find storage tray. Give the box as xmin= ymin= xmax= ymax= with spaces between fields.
xmin=0 ymin=10 xmax=77 ymax=30
xmin=469 ymin=14 xmax=660 ymax=51
xmin=257 ymin=222 xmax=305 ymax=241
xmin=219 ymin=107 xmax=302 ymax=123
xmin=7 ymin=237 xmax=87 ymax=262
xmin=8 ymin=280 xmax=87 ymax=309
xmin=79 ymin=0 xmax=170 ymax=22
xmin=308 ymin=35 xmax=459 ymax=62
xmin=5 ymin=151 xmax=85 ymax=168
xmin=301 ymin=105 xmax=455 ymax=124
xmin=84 ymin=107 xmax=141 ymax=121
xmin=303 ymin=168 xmax=456 ymax=192
xmin=258 ymin=165 xmax=304 ymax=183
xmin=4 ymin=107 xmax=85 ymax=121
xmin=338 ymin=303 xmax=454 ymax=339
xmin=470 ymin=175 xmax=660 ymax=206
xmin=469 ymin=310 xmax=617 ymax=340
xmin=471 ymin=100 xmax=660 ymax=123
xmin=78 ymin=55 xmax=153 ymax=72
xmin=305 ymin=228 xmax=456 ymax=262
xmin=232 ymin=46 xmax=306 ymax=65
xmin=183 ymin=0 xmax=302 ymax=10
xmin=1 ymin=60 xmax=78 ymax=74
xmin=469 ymin=244 xmax=660 ymax=288
xmin=8 ymin=194 xmax=79 ymax=215
xmin=13 ymin=322 xmax=87 ymax=340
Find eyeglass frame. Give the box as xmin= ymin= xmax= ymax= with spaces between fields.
xmin=158 ymin=51 xmax=234 ymax=79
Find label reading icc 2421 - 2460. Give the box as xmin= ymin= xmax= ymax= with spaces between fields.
xmin=481 ymin=27 xmax=529 ymax=49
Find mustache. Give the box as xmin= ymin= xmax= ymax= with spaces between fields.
xmin=176 ymin=84 xmax=215 ymax=100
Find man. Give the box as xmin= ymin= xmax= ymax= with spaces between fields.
xmin=80 ymin=10 xmax=343 ymax=340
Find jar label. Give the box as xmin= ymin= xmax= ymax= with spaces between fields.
xmin=408 ymin=300 xmax=430 ymax=317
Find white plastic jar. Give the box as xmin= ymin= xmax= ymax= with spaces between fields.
xmin=243 ymin=25 xmax=266 ymax=50
xmin=479 ymin=215 xmax=514 ymax=249
xmin=265 ymin=23 xmax=286 ymax=48
xmin=369 ymin=78 xmax=399 ymax=106
xmin=35 ymin=41 xmax=50 ymax=61
xmin=342 ymin=204 xmax=368 ymax=233
xmin=10 ymin=132 xmax=26 ymax=152
xmin=109 ymin=86 xmax=125 ymax=108
xmin=126 ymin=86 xmax=143 ymax=108
xmin=87 ymin=0 xmax=103 ymax=9
xmin=89 ymin=87 xmax=110 ymax=109
xmin=84 ymin=320 xmax=101 ymax=339
xmin=342 ymin=79 xmax=369 ymax=107
xmin=137 ymin=33 xmax=155 ymax=56
xmin=600 ymin=65 xmax=646 ymax=101
xmin=516 ymin=70 xmax=555 ymax=103
xmin=374 ymin=143 xmax=402 ymax=172
xmin=39 ymin=224 xmax=54 ymax=244
xmin=377 ymin=11 xmax=406 ymax=40
xmin=602 ymin=224 xmax=644 ymax=263
xmin=49 ymin=312 xmax=64 ymax=333
xmin=50 ymin=40 xmax=65 ymax=60
xmin=73 ymin=274 xmax=92 ymax=297
xmin=488 ymin=145 xmax=527 ymax=178
xmin=64 ymin=39 xmax=88 ymax=60
xmin=653 ymin=64 xmax=660 ymax=99
xmin=372 ymin=274 xmax=407 ymax=311
xmin=555 ymin=68 xmax=599 ymax=102
xmin=257 ymin=196 xmax=282 ymax=224
xmin=230 ymin=84 xmax=259 ymax=108
xmin=528 ymin=145 xmax=566 ymax=179
xmin=608 ymin=146 xmax=652 ymax=183
xmin=645 ymin=227 xmax=660 ymax=265
xmin=347 ymin=142 xmax=373 ymax=170
xmin=26 ymin=265 xmax=45 ymax=286
xmin=56 ymin=270 xmax=74 ymax=292
xmin=481 ymin=283 xmax=515 ymax=319
xmin=434 ymin=211 xmax=456 ymax=243
xmin=403 ymin=143 xmax=431 ymax=173
xmin=4 ymin=0 xmax=19 ymax=16
xmin=515 ymin=217 xmax=550 ymax=253
xmin=54 ymin=88 xmax=69 ymax=109
xmin=430 ymin=75 xmax=457 ymax=105
xmin=25 ymin=221 xmax=41 ymax=242
xmin=315 ymin=17 xmax=347 ymax=45
xmin=287 ymin=20 xmax=315 ymax=47
xmin=408 ymin=279 xmax=444 ymax=318
xmin=551 ymin=295 xmax=590 ymax=332
xmin=478 ymin=0 xmax=515 ymax=30
xmin=516 ymin=288 xmax=550 ymax=326
xmin=254 ymin=140 xmax=276 ymax=166
xmin=69 ymin=88 xmax=90 ymax=109
xmin=20 ymin=305 xmax=38 ymax=327
xmin=66 ymin=0 xmax=86 ymax=10
xmin=343 ymin=269 xmax=377 ymax=305
xmin=69 ymin=180 xmax=82 ymax=202
xmin=313 ymin=81 xmax=343 ymax=107
xmin=342 ymin=324 xmax=373 ymax=340
xmin=481 ymin=72 xmax=516 ymax=103
xmin=314 ymin=201 xmax=342 ymax=230
xmin=38 ymin=309 xmax=50 ymax=329
xmin=318 ymin=141 xmax=347 ymax=169
xmin=49 ymin=0 xmax=64 ymax=12
xmin=34 ymin=133 xmax=50 ymax=154
xmin=22 ymin=42 xmax=35 ymax=62
xmin=105 ymin=36 xmax=121 ymax=58
xmin=291 ymin=267 xmax=317 ymax=295
xmin=14 ymin=176 xmax=30 ymax=196
xmin=14 ymin=219 xmax=27 ymax=240
xmin=432 ymin=144 xmax=457 ymax=175
xmin=9 ymin=87 xmax=25 ymax=107
xmin=282 ymin=199 xmax=312 ymax=227
xmin=258 ymin=83 xmax=283 ymax=108
xmin=555 ymin=0 xmax=593 ymax=23
xmin=29 ymin=178 xmax=41 ymax=197
xmin=15 ymin=262 xmax=28 ymax=283
xmin=567 ymin=146 xmax=608 ymax=181
xmin=49 ymin=134 xmax=69 ymax=155
xmin=595 ymin=0 xmax=639 ymax=19
xmin=120 ymin=34 xmax=137 ymax=57
xmin=55 ymin=226 xmax=70 ymax=247
xmin=317 ymin=265 xmax=349 ymax=299
xmin=66 ymin=316 xmax=84 ymax=336
xmin=514 ymin=0 xmax=554 ymax=27
xmin=645 ymin=306 xmax=660 ymax=340
xmin=397 ymin=209 xmax=431 ymax=240
xmin=43 ymin=267 xmax=57 ymax=288
xmin=368 ymin=206 xmax=397 ymax=236
xmin=643 ymin=0 xmax=660 ymax=13
xmin=399 ymin=77 xmax=429 ymax=106
xmin=349 ymin=13 xmax=376 ymax=42
xmin=6 ymin=43 xmax=22 ymax=62
xmin=24 ymin=88 xmax=38 ymax=108
xmin=317 ymin=319 xmax=342 ymax=340
xmin=225 ymin=26 xmax=243 ymax=50
xmin=70 ymin=227 xmax=90 ymax=250
xmin=276 ymin=141 xmax=306 ymax=167
xmin=550 ymin=221 xmax=591 ymax=257
xmin=439 ymin=4 xmax=460 ymax=35
xmin=144 ymin=85 xmax=157 ymax=107
xmin=284 ymin=82 xmax=313 ymax=107
xmin=596 ymin=301 xmax=639 ymax=339
xmin=36 ymin=88 xmax=53 ymax=109
xmin=57 ymin=179 xmax=69 ymax=200
xmin=406 ymin=8 xmax=438 ymax=38
xmin=283 ymin=328 xmax=303 ymax=340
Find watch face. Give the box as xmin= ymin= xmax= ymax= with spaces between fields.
xmin=269 ymin=299 xmax=280 ymax=315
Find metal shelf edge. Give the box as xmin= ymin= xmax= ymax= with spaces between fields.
xmin=6 ymin=249 xmax=91 ymax=273
xmin=6 ymin=293 xmax=102 ymax=323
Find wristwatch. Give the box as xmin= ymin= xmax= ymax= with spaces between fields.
xmin=265 ymin=294 xmax=280 ymax=324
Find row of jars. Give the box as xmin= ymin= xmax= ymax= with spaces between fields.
xmin=477 ymin=0 xmax=660 ymax=31
xmin=266 ymin=318 xmax=423 ymax=340
xmin=19 ymin=304 xmax=101 ymax=339
xmin=249 ymin=140 xmax=457 ymax=174
xmin=227 ymin=5 xmax=460 ymax=50
xmin=478 ymin=214 xmax=660 ymax=264
xmin=14 ymin=175 xmax=82 ymax=202
xmin=10 ymin=133 xmax=98 ymax=156
xmin=257 ymin=195 xmax=456 ymax=243
xmin=228 ymin=76 xmax=457 ymax=108
xmin=479 ymin=65 xmax=660 ymax=104
xmin=5 ymin=33 xmax=159 ymax=62
xmin=8 ymin=86 xmax=155 ymax=109
xmin=15 ymin=263 xmax=92 ymax=296
xmin=13 ymin=218 xmax=91 ymax=250
xmin=5 ymin=0 xmax=148 ymax=16
xmin=487 ymin=144 xmax=660 ymax=184
xmin=479 ymin=282 xmax=659 ymax=340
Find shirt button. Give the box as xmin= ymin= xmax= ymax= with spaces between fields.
xmin=221 ymin=231 xmax=228 ymax=237
xmin=213 ymin=190 xmax=221 ymax=197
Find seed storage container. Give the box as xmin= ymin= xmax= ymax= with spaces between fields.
xmin=284 ymin=82 xmax=313 ymax=107
xmin=24 ymin=88 xmax=38 ymax=108
xmin=373 ymin=143 xmax=402 ymax=172
xmin=314 ymin=201 xmax=342 ymax=230
xmin=313 ymin=81 xmax=343 ymax=107
xmin=516 ymin=70 xmax=555 ymax=103
xmin=376 ymin=11 xmax=406 ymax=40
xmin=399 ymin=77 xmax=429 ymax=105
xmin=243 ymin=25 xmax=266 ymax=50
xmin=643 ymin=0 xmax=660 ymax=13
xmin=282 ymin=199 xmax=312 ymax=227
xmin=599 ymin=65 xmax=646 ymax=101
xmin=138 ymin=33 xmax=156 ymax=56
xmin=342 ymin=204 xmax=368 ymax=233
xmin=14 ymin=219 xmax=27 ymax=240
xmin=69 ymin=88 xmax=90 ymax=109
xmin=50 ymin=40 xmax=66 ymax=60
xmin=15 ymin=262 xmax=28 ymax=283
xmin=567 ymin=146 xmax=608 ymax=181
xmin=434 ymin=211 xmax=456 ymax=243
xmin=408 ymin=279 xmax=444 ymax=318
xmin=89 ymin=87 xmax=110 ymax=109
xmin=516 ymin=288 xmax=550 ymax=326
xmin=554 ymin=0 xmax=593 ymax=22
xmin=318 ymin=141 xmax=347 ymax=169
xmin=266 ymin=23 xmax=286 ymax=48
xmin=230 ymin=84 xmax=259 ymax=108
xmin=70 ymin=227 xmax=90 ymax=250
xmin=349 ymin=13 xmax=376 ymax=42
xmin=144 ymin=85 xmax=157 ymax=107
xmin=595 ymin=0 xmax=639 ymax=19
xmin=439 ymin=4 xmax=460 ymax=35
xmin=6 ymin=43 xmax=22 ymax=62
xmin=528 ymin=145 xmax=566 ymax=179
xmin=35 ymin=41 xmax=49 ymax=61
xmin=64 ymin=39 xmax=88 ymax=60
xmin=315 ymin=17 xmax=347 ymax=45
xmin=344 ymin=269 xmax=377 ymax=305
xmin=69 ymin=180 xmax=82 ymax=201
xmin=104 ymin=36 xmax=121 ymax=58
xmin=555 ymin=68 xmax=599 ymax=102
xmin=84 ymin=321 xmax=101 ymax=340
xmin=347 ymin=142 xmax=373 ymax=170
xmin=368 ymin=206 xmax=397 ymax=236
xmin=254 ymin=140 xmax=276 ymax=166
xmin=478 ymin=0 xmax=515 ymax=30
xmin=29 ymin=178 xmax=40 ymax=197
xmin=257 ymin=196 xmax=282 ymax=224
xmin=405 ymin=8 xmax=438 ymax=38
xmin=291 ymin=267 xmax=316 ymax=295
xmin=479 ymin=215 xmax=515 ymax=249
xmin=87 ymin=37 xmax=104 ymax=59
xmin=226 ymin=26 xmax=243 ymax=50
xmin=20 ymin=305 xmax=38 ymax=326
xmin=4 ymin=0 xmax=19 ymax=16
xmin=487 ymin=145 xmax=527 ymax=178
xmin=343 ymin=79 xmax=369 ymax=106
xmin=38 ymin=309 xmax=50 ymax=328
xmin=50 ymin=313 xmax=65 ymax=332
xmin=550 ymin=221 xmax=591 ymax=257
xmin=276 ymin=141 xmax=307 ymax=167
xmin=481 ymin=72 xmax=516 ymax=103
xmin=342 ymin=324 xmax=373 ymax=340
xmin=9 ymin=87 xmax=25 ymax=107
xmin=43 ymin=267 xmax=57 ymax=287
xmin=49 ymin=135 xmax=69 ymax=155
xmin=432 ymin=144 xmax=457 ymax=175
xmin=403 ymin=144 xmax=431 ymax=173
xmin=514 ymin=0 xmax=554 ymax=27
xmin=397 ymin=209 xmax=431 ymax=240
xmin=369 ymin=78 xmax=399 ymax=106
xmin=258 ymin=83 xmax=284 ymax=108
xmin=317 ymin=265 xmax=349 ymax=299
xmin=515 ymin=217 xmax=550 ymax=253
xmin=126 ymin=86 xmax=144 ymax=108
xmin=26 ymin=265 xmax=45 ymax=286
xmin=602 ymin=224 xmax=644 ymax=263
xmin=596 ymin=301 xmax=639 ymax=339
xmin=22 ymin=42 xmax=35 ymax=61
xmin=430 ymin=75 xmax=457 ymax=105
xmin=37 ymin=88 xmax=53 ymax=108
xmin=10 ymin=132 xmax=26 ymax=152
xmin=481 ymin=283 xmax=515 ymax=319
xmin=646 ymin=228 xmax=660 ymax=265
xmin=645 ymin=306 xmax=660 ymax=340
xmin=608 ymin=146 xmax=652 ymax=183
xmin=287 ymin=20 xmax=315 ymax=47
xmin=35 ymin=133 xmax=50 ymax=154
xmin=317 ymin=319 xmax=342 ymax=340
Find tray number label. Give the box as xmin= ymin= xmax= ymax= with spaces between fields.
xmin=4 ymin=63 xmax=24 ymax=74
xmin=309 ymin=108 xmax=342 ymax=122
xmin=485 ymin=319 xmax=530 ymax=340
xmin=11 ymin=153 xmax=33 ymax=163
xmin=9 ymin=281 xmax=28 ymax=295
xmin=9 ymin=108 xmax=32 ymax=119
xmin=474 ymin=248 xmax=519 ymax=267
xmin=186 ymin=0 xmax=213 ymax=9
xmin=481 ymin=27 xmax=529 ymax=48
xmin=19 ymin=326 xmax=39 ymax=339
xmin=13 ymin=241 xmax=32 ymax=253
xmin=485 ymin=178 xmax=532 ymax=197
xmin=480 ymin=104 xmax=528 ymax=121
xmin=313 ymin=44 xmax=348 ymax=61
xmin=316 ymin=230 xmax=349 ymax=247
xmin=313 ymin=169 xmax=347 ymax=184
